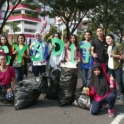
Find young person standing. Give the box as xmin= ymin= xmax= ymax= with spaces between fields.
xmin=58 ymin=34 xmax=80 ymax=105
xmin=120 ymin=34 xmax=124 ymax=82
xmin=0 ymin=35 xmax=12 ymax=65
xmin=30 ymin=32 xmax=48 ymax=77
xmin=91 ymin=27 xmax=108 ymax=74
xmin=49 ymin=32 xmax=64 ymax=70
xmin=12 ymin=34 xmax=30 ymax=83
xmin=106 ymin=34 xmax=124 ymax=104
xmin=80 ymin=31 xmax=94 ymax=87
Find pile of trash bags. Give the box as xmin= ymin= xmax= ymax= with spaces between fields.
xmin=14 ymin=73 xmax=48 ymax=110
xmin=14 ymin=67 xmax=78 ymax=110
xmin=58 ymin=67 xmax=78 ymax=106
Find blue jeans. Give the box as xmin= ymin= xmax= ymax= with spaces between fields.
xmin=33 ymin=65 xmax=46 ymax=77
xmin=108 ymin=68 xmax=124 ymax=95
xmin=91 ymin=93 xmax=116 ymax=115
xmin=81 ymin=68 xmax=92 ymax=87
xmin=14 ymin=65 xmax=25 ymax=83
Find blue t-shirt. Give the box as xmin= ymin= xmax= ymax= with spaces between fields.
xmin=80 ymin=41 xmax=94 ymax=69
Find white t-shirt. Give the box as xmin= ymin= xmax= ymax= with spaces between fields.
xmin=107 ymin=46 xmax=114 ymax=69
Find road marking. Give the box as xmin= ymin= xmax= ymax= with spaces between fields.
xmin=111 ymin=113 xmax=124 ymax=124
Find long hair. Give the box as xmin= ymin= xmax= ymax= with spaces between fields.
xmin=69 ymin=34 xmax=79 ymax=51
xmin=0 ymin=35 xmax=10 ymax=48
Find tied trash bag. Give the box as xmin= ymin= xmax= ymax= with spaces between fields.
xmin=14 ymin=74 xmax=48 ymax=110
xmin=58 ymin=67 xmax=78 ymax=106
xmin=73 ymin=93 xmax=91 ymax=110
xmin=46 ymin=68 xmax=60 ymax=99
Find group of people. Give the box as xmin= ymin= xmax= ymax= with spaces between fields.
xmin=81 ymin=27 xmax=124 ymax=117
xmin=0 ymin=27 xmax=124 ymax=118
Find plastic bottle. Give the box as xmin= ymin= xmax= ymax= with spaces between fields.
xmin=83 ymin=87 xmax=90 ymax=95
xmin=110 ymin=80 xmax=114 ymax=89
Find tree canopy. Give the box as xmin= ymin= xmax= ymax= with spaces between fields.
xmin=87 ymin=0 xmax=124 ymax=37
xmin=38 ymin=0 xmax=99 ymax=38
xmin=0 ymin=0 xmax=21 ymax=34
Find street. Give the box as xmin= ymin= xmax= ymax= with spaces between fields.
xmin=0 ymin=72 xmax=124 ymax=124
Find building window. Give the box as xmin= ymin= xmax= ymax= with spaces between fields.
xmin=25 ymin=11 xmax=32 ymax=15
xmin=24 ymin=28 xmax=36 ymax=33
xmin=12 ymin=11 xmax=21 ymax=16
xmin=24 ymin=21 xmax=37 ymax=25
xmin=15 ymin=27 xmax=21 ymax=32
xmin=13 ymin=21 xmax=20 ymax=24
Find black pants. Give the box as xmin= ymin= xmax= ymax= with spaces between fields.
xmin=33 ymin=65 xmax=46 ymax=77
xmin=108 ymin=68 xmax=124 ymax=95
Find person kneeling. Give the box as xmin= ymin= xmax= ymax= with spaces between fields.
xmin=83 ymin=63 xmax=116 ymax=118
xmin=0 ymin=54 xmax=16 ymax=102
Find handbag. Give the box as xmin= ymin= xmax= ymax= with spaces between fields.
xmin=13 ymin=60 xmax=21 ymax=67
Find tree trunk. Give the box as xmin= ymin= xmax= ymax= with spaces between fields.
xmin=0 ymin=0 xmax=21 ymax=34
xmin=66 ymin=22 xmax=70 ymax=40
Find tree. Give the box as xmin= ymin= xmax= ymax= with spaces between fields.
xmin=0 ymin=0 xmax=6 ymax=9
xmin=21 ymin=0 xmax=41 ymax=9
xmin=7 ymin=22 xmax=19 ymax=41
xmin=109 ymin=12 xmax=124 ymax=38
xmin=44 ymin=26 xmax=57 ymax=41
xmin=86 ymin=21 xmax=98 ymax=39
xmin=38 ymin=0 xmax=99 ymax=38
xmin=87 ymin=0 xmax=124 ymax=36
xmin=0 ymin=0 xmax=21 ymax=34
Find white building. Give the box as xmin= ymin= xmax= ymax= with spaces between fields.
xmin=6 ymin=3 xmax=42 ymax=43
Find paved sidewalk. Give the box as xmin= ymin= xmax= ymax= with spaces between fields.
xmin=0 ymin=73 xmax=124 ymax=124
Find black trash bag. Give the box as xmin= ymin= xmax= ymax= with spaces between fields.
xmin=14 ymin=75 xmax=48 ymax=110
xmin=14 ymin=87 xmax=40 ymax=110
xmin=58 ymin=67 xmax=78 ymax=106
xmin=46 ymin=68 xmax=61 ymax=99
xmin=40 ymin=73 xmax=49 ymax=94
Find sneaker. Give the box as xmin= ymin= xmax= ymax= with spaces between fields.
xmin=120 ymin=95 xmax=124 ymax=105
xmin=108 ymin=109 xmax=115 ymax=118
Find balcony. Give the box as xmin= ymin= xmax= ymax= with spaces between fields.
xmin=9 ymin=4 xmax=41 ymax=12
xmin=7 ymin=14 xmax=41 ymax=22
